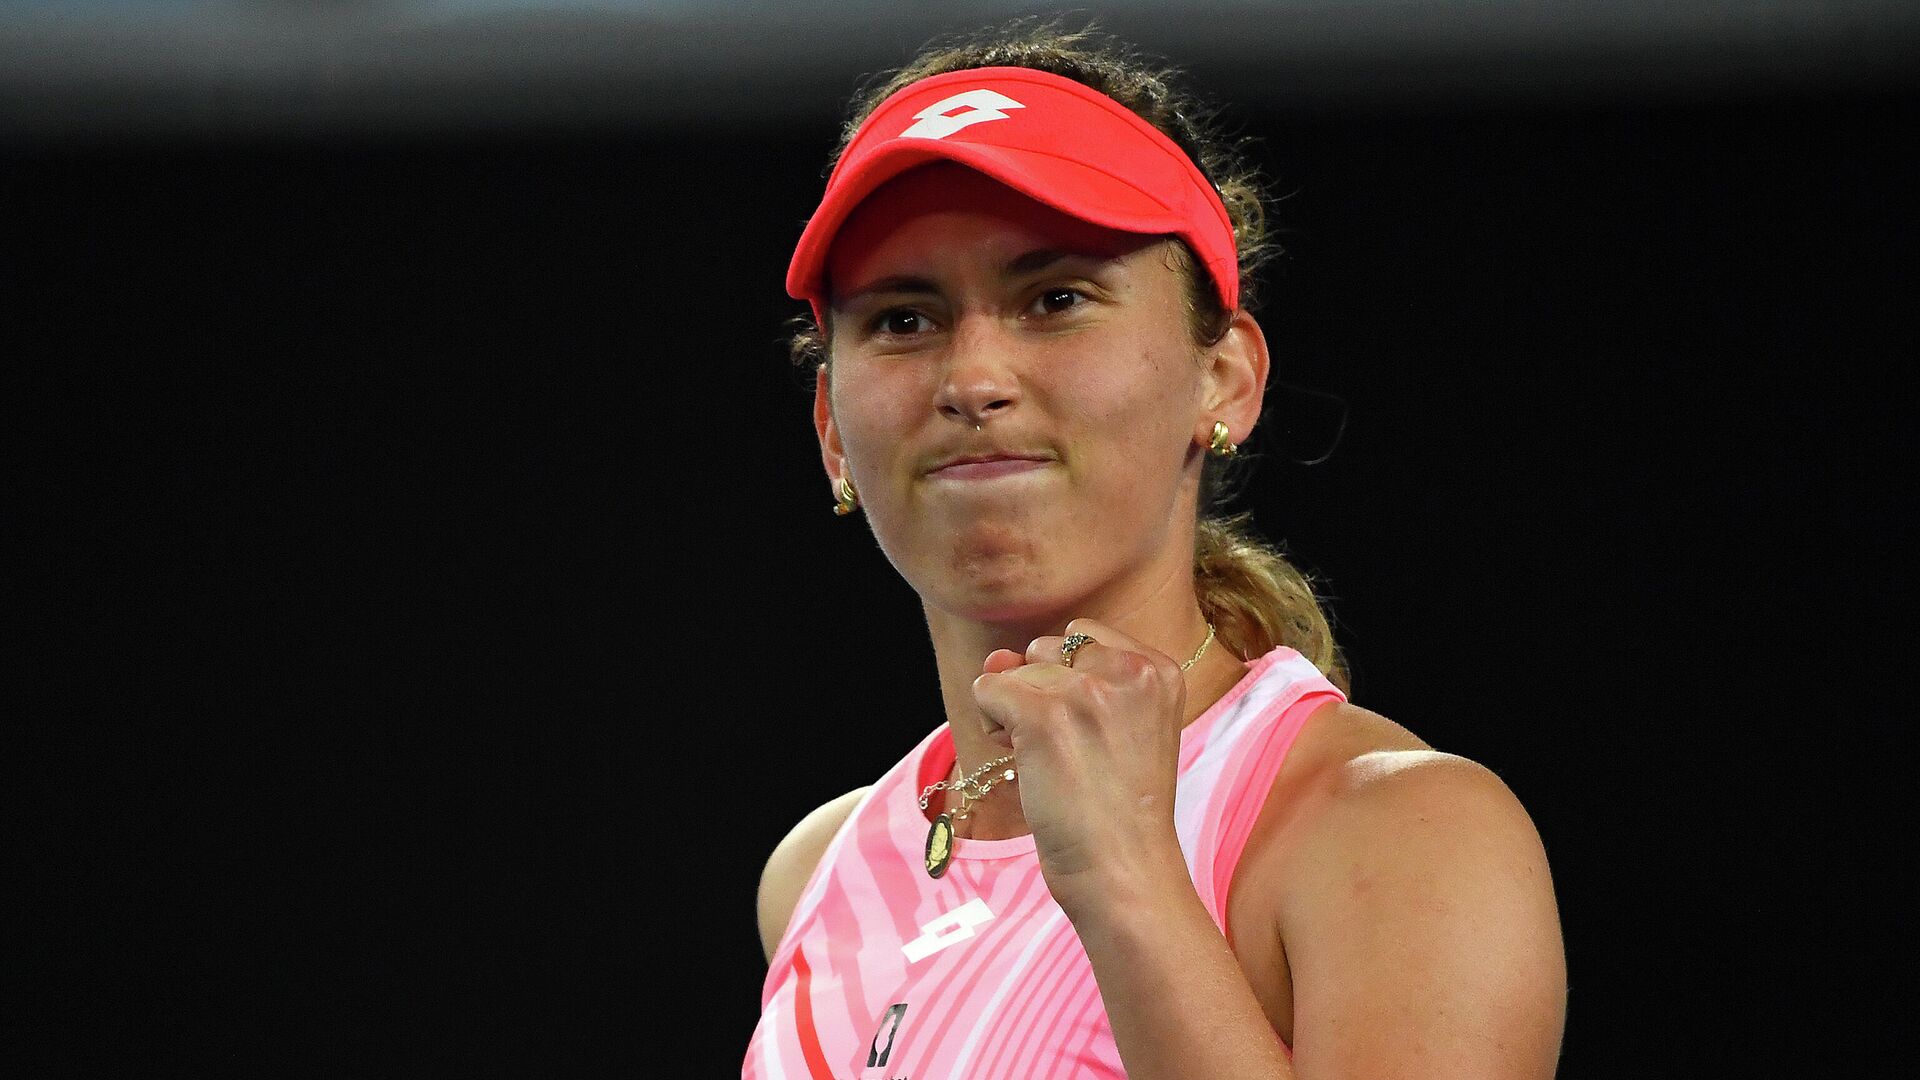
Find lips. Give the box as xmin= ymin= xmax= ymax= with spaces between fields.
xmin=926 ymin=452 xmax=1054 ymax=480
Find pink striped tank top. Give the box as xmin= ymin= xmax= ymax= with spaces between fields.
xmin=743 ymin=646 xmax=1345 ymax=1079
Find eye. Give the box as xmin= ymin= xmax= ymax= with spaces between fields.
xmin=1030 ymin=288 xmax=1086 ymax=316
xmin=871 ymin=308 xmax=934 ymax=336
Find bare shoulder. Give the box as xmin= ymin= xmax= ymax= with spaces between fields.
xmin=1274 ymin=702 xmax=1567 ymax=1076
xmin=756 ymin=785 xmax=873 ymax=964
xmin=1268 ymin=701 xmax=1557 ymax=928
xmin=1306 ymin=704 xmax=1552 ymax=876
xmin=1250 ymin=699 xmax=1534 ymax=841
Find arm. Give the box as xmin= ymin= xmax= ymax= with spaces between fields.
xmin=1063 ymin=748 xmax=1565 ymax=1079
xmin=1066 ymin=840 xmax=1298 ymax=1079
xmin=1280 ymin=750 xmax=1567 ymax=1078
xmin=972 ymin=624 xmax=1565 ymax=1077
xmin=756 ymin=786 xmax=871 ymax=964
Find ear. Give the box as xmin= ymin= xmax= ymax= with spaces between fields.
xmin=814 ymin=363 xmax=848 ymax=488
xmin=1198 ymin=309 xmax=1271 ymax=448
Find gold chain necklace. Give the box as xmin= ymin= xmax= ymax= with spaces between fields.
xmin=919 ymin=622 xmax=1217 ymax=878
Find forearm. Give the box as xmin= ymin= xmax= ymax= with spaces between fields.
xmin=1062 ymin=856 xmax=1295 ymax=1080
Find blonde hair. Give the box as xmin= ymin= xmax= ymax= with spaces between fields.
xmin=793 ymin=18 xmax=1350 ymax=694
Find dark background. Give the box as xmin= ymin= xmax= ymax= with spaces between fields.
xmin=11 ymin=3 xmax=1913 ymax=1076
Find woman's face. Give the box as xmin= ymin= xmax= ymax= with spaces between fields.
xmin=817 ymin=163 xmax=1217 ymax=624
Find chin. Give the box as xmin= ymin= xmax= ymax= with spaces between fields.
xmin=922 ymin=555 xmax=1083 ymax=626
xmin=878 ymin=514 xmax=1087 ymax=621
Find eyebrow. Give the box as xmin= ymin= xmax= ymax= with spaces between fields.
xmin=1010 ymin=248 xmax=1081 ymax=276
xmin=836 ymin=248 xmax=1099 ymax=307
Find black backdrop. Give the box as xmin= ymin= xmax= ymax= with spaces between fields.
xmin=14 ymin=84 xmax=1911 ymax=1076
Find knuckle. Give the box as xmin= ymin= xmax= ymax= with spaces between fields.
xmin=1112 ymin=651 xmax=1157 ymax=689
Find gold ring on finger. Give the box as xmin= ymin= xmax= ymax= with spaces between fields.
xmin=1060 ymin=633 xmax=1096 ymax=668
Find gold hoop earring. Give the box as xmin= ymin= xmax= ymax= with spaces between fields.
xmin=1208 ymin=421 xmax=1238 ymax=458
xmin=832 ymin=476 xmax=860 ymax=516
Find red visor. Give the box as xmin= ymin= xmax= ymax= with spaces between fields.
xmin=786 ymin=67 xmax=1238 ymax=325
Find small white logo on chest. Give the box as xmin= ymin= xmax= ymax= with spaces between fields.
xmin=901 ymin=897 xmax=995 ymax=962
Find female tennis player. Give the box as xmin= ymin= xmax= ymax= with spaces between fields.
xmin=744 ymin=23 xmax=1566 ymax=1079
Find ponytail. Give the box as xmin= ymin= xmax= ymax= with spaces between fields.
xmin=1195 ymin=514 xmax=1350 ymax=695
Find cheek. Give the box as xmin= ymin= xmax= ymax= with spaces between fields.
xmin=829 ymin=368 xmax=922 ymax=477
xmin=1071 ymin=340 xmax=1199 ymax=451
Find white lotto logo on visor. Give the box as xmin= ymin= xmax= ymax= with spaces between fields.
xmin=898 ymin=89 xmax=1026 ymax=140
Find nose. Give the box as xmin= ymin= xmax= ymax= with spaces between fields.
xmin=934 ymin=317 xmax=1019 ymax=428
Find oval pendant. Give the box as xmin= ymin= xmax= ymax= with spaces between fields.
xmin=925 ymin=813 xmax=955 ymax=879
